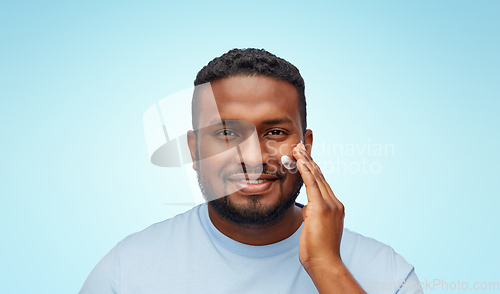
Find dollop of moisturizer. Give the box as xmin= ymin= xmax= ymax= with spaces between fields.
xmin=281 ymin=155 xmax=296 ymax=170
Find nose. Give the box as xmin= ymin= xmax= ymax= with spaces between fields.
xmin=236 ymin=130 xmax=265 ymax=173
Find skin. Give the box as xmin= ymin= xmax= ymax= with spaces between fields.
xmin=187 ymin=75 xmax=366 ymax=294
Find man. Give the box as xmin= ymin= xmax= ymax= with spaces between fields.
xmin=80 ymin=49 xmax=422 ymax=293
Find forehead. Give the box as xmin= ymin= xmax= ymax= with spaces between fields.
xmin=197 ymin=75 xmax=301 ymax=128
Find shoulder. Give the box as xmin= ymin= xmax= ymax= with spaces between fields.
xmin=341 ymin=228 xmax=416 ymax=291
xmin=118 ymin=205 xmax=204 ymax=253
xmin=79 ymin=206 xmax=203 ymax=293
xmin=341 ymin=228 xmax=400 ymax=259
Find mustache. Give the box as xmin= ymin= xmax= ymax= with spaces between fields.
xmin=222 ymin=166 xmax=286 ymax=181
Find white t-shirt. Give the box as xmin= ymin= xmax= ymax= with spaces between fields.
xmin=80 ymin=203 xmax=423 ymax=294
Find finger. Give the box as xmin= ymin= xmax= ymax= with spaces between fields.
xmin=296 ymin=156 xmax=326 ymax=204
xmin=296 ymin=147 xmax=345 ymax=218
xmin=295 ymin=150 xmax=331 ymax=204
xmin=296 ymin=144 xmax=331 ymax=189
xmin=294 ymin=146 xmax=333 ymax=203
xmin=296 ymin=144 xmax=344 ymax=208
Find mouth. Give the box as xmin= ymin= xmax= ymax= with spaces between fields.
xmin=227 ymin=174 xmax=279 ymax=194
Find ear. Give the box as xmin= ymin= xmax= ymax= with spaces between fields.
xmin=187 ymin=130 xmax=198 ymax=171
xmin=304 ymin=129 xmax=313 ymax=154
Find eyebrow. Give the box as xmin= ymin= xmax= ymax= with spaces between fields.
xmin=261 ymin=118 xmax=293 ymax=125
xmin=207 ymin=117 xmax=293 ymax=126
xmin=207 ymin=118 xmax=225 ymax=125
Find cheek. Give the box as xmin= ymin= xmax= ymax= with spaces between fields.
xmin=198 ymin=139 xmax=228 ymax=160
xmin=262 ymin=142 xmax=294 ymax=176
xmin=265 ymin=141 xmax=297 ymax=162
xmin=279 ymin=143 xmax=295 ymax=157
xmin=198 ymin=135 xmax=233 ymax=161
xmin=198 ymin=146 xmax=240 ymax=175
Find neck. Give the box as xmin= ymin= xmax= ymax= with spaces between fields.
xmin=207 ymin=203 xmax=303 ymax=246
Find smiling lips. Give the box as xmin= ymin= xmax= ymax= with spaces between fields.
xmin=228 ymin=174 xmax=278 ymax=194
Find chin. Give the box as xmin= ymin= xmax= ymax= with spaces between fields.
xmin=198 ymin=168 xmax=303 ymax=226
xmin=208 ymin=190 xmax=298 ymax=226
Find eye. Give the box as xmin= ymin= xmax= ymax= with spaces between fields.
xmin=266 ymin=130 xmax=286 ymax=136
xmin=215 ymin=129 xmax=239 ymax=138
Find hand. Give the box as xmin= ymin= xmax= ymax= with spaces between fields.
xmin=292 ymin=142 xmax=366 ymax=293
xmin=293 ymin=142 xmax=345 ymax=271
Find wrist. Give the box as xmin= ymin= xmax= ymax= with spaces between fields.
xmin=304 ymin=256 xmax=345 ymax=277
xmin=304 ymin=259 xmax=366 ymax=294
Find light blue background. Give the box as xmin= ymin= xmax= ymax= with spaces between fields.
xmin=1 ymin=1 xmax=498 ymax=293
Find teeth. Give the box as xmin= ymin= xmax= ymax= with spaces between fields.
xmin=241 ymin=179 xmax=266 ymax=184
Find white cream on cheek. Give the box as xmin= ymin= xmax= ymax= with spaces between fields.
xmin=281 ymin=155 xmax=296 ymax=170
xmin=280 ymin=140 xmax=304 ymax=170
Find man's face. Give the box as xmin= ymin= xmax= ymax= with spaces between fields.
xmin=189 ymin=75 xmax=308 ymax=226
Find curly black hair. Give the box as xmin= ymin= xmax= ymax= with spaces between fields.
xmin=192 ymin=48 xmax=307 ymax=134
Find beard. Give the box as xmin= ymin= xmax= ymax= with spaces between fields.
xmin=196 ymin=163 xmax=303 ymax=227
